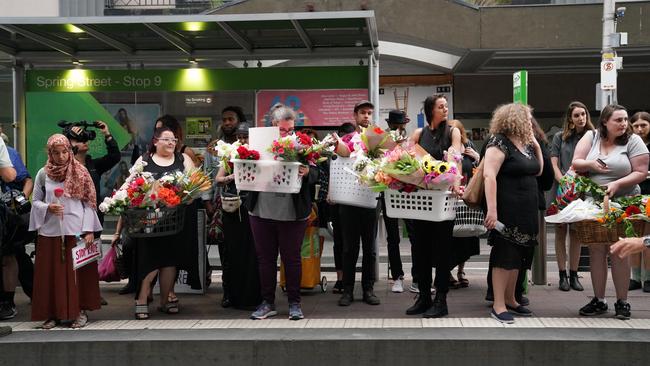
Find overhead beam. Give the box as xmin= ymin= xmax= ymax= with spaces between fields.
xmin=74 ymin=24 xmax=134 ymax=55
xmin=0 ymin=25 xmax=75 ymax=57
xmin=290 ymin=19 xmax=312 ymax=51
xmin=216 ymin=21 xmax=252 ymax=53
xmin=143 ymin=23 xmax=193 ymax=55
xmin=365 ymin=17 xmax=378 ymax=55
xmin=0 ymin=40 xmax=16 ymax=55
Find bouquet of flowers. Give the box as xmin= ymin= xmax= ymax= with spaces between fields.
xmin=99 ymin=161 xmax=213 ymax=215
xmin=339 ymin=125 xmax=404 ymax=159
xmin=594 ymin=195 xmax=649 ymax=237
xmin=269 ymin=132 xmax=333 ymax=166
xmin=213 ymin=140 xmax=260 ymax=173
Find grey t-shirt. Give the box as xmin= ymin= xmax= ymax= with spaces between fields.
xmin=251 ymin=191 xmax=297 ymax=221
xmin=550 ymin=130 xmax=587 ymax=175
xmin=585 ymin=130 xmax=649 ymax=197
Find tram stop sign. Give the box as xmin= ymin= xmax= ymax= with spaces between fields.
xmin=513 ymin=70 xmax=528 ymax=105
xmin=600 ymin=60 xmax=617 ymax=90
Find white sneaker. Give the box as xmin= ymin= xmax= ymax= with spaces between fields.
xmin=391 ymin=277 xmax=404 ymax=293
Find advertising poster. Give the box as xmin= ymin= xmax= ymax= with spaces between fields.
xmin=101 ymin=103 xmax=161 ymax=198
xmin=256 ymin=89 xmax=368 ymax=127
xmin=186 ymin=117 xmax=212 ymax=139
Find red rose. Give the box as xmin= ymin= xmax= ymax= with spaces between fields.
xmin=54 ymin=188 xmax=64 ymax=198
xmin=373 ymin=127 xmax=384 ymax=135
xmin=625 ymin=206 xmax=641 ymax=216
xmin=135 ymin=177 xmax=145 ymax=186
xmin=297 ymin=132 xmax=313 ymax=146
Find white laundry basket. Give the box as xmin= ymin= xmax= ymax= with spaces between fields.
xmin=233 ymin=159 xmax=303 ymax=194
xmin=328 ymin=156 xmax=379 ymax=208
xmin=383 ymin=189 xmax=456 ymax=221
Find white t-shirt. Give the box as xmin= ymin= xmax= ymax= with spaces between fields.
xmin=0 ymin=139 xmax=13 ymax=168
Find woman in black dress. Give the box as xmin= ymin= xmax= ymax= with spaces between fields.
xmin=405 ymin=95 xmax=463 ymax=318
xmin=483 ymin=103 xmax=543 ymax=324
xmin=114 ymin=127 xmax=195 ymax=319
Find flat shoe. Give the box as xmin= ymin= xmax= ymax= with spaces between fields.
xmin=491 ymin=309 xmax=514 ymax=324
xmin=506 ymin=304 xmax=532 ymax=317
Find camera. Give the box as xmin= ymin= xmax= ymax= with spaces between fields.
xmin=616 ymin=7 xmax=626 ymax=19
xmin=58 ymin=120 xmax=102 ymax=143
xmin=1 ymin=189 xmax=31 ymax=215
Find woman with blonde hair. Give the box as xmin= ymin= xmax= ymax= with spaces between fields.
xmin=483 ymin=103 xmax=543 ymax=324
xmin=550 ymin=101 xmax=595 ymax=291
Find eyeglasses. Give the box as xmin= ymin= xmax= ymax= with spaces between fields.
xmin=157 ymin=138 xmax=178 ymax=144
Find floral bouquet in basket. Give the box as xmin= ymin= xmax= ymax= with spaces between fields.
xmin=213 ymin=141 xmax=260 ymax=173
xmin=99 ymin=161 xmax=156 ymax=215
xmin=157 ymin=168 xmax=213 ymax=206
xmin=269 ymin=132 xmax=334 ymax=166
xmin=594 ymin=195 xmax=650 ymax=237
xmin=339 ymin=125 xmax=404 ymax=159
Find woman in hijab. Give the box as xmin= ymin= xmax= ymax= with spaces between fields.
xmin=29 ymin=134 xmax=102 ymax=329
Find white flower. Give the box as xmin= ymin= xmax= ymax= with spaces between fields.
xmin=113 ymin=190 xmax=127 ymax=201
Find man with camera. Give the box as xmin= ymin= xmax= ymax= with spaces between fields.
xmin=0 ymin=141 xmax=34 ymax=320
xmin=0 ymin=138 xmax=17 ymax=323
xmin=62 ymin=120 xmax=121 ymax=226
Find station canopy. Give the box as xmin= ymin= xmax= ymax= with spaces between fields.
xmin=0 ymin=11 xmax=378 ymax=69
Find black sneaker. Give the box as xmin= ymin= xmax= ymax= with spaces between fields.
xmin=579 ymin=298 xmax=608 ymax=316
xmin=332 ymin=281 xmax=344 ymax=294
xmin=338 ymin=292 xmax=353 ymax=306
xmin=362 ymin=290 xmax=380 ymax=305
xmin=629 ymin=279 xmax=642 ymax=291
xmin=614 ymin=300 xmax=631 ymax=320
xmin=0 ymin=302 xmax=17 ymax=320
xmin=643 ymin=281 xmax=650 ymax=293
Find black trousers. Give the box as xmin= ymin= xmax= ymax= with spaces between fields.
xmin=381 ymin=196 xmax=418 ymax=281
xmin=330 ymin=204 xmax=343 ymax=271
xmin=412 ymin=219 xmax=454 ymax=296
xmin=339 ymin=204 xmax=378 ymax=292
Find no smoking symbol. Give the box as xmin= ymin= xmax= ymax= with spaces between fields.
xmin=603 ymin=62 xmax=614 ymax=71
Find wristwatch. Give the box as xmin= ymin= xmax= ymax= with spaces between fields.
xmin=643 ymin=236 xmax=650 ymax=249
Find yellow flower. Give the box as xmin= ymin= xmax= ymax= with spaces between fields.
xmin=434 ymin=162 xmax=452 ymax=175
xmin=421 ymin=155 xmax=436 ymax=174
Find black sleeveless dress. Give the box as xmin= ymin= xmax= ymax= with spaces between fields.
xmin=134 ymin=153 xmax=190 ymax=295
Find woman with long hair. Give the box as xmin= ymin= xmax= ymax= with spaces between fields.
xmin=549 ymin=101 xmax=595 ymax=291
xmin=29 ymin=134 xmax=102 ymax=329
xmin=572 ymin=104 xmax=649 ymax=319
xmin=628 ymin=111 xmax=650 ymax=292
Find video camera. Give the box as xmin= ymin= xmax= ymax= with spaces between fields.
xmin=58 ymin=120 xmax=103 ymax=143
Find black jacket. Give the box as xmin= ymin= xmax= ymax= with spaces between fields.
xmin=85 ymin=136 xmax=121 ymax=205
xmin=536 ymin=140 xmax=554 ymax=210
xmin=245 ymin=165 xmax=319 ymax=220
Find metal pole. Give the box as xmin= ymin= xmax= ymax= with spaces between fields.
xmin=532 ymin=211 xmax=547 ymax=285
xmin=12 ymin=63 xmax=25 ymax=156
xmin=601 ymin=0 xmax=617 ymax=105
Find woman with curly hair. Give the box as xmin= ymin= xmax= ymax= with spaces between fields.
xmin=483 ymin=103 xmax=543 ymax=324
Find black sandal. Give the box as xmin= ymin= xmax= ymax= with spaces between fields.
xmin=135 ymin=303 xmax=150 ymax=320
xmin=158 ymin=302 xmax=179 ymax=314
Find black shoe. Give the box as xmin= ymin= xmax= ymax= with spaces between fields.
xmin=506 ymin=304 xmax=532 ymax=317
xmin=332 ymin=280 xmax=344 ymax=294
xmin=614 ymin=299 xmax=631 ymax=320
xmin=559 ymin=271 xmax=570 ymax=291
xmin=406 ymin=295 xmax=432 ymax=315
xmin=569 ymin=271 xmax=584 ymax=291
xmin=100 ymin=297 xmax=108 ymax=306
xmin=515 ymin=295 xmax=530 ymax=307
xmin=338 ymin=292 xmax=353 ymax=306
xmin=118 ymin=284 xmax=135 ymax=295
xmin=362 ymin=290 xmax=380 ymax=305
xmin=644 ymin=281 xmax=650 ymax=293
xmin=629 ymin=279 xmax=642 ymax=290
xmin=579 ymin=298 xmax=608 ymax=316
xmin=423 ymin=292 xmax=448 ymax=318
xmin=485 ymin=291 xmax=494 ymax=302
xmin=221 ymin=297 xmax=232 ymax=308
xmin=0 ymin=302 xmax=17 ymax=320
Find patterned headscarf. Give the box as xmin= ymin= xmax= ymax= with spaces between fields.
xmin=44 ymin=134 xmax=97 ymax=209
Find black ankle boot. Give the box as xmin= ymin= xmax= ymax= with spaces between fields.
xmin=406 ymin=294 xmax=432 ymax=315
xmin=559 ymin=271 xmax=570 ymax=291
xmin=569 ymin=271 xmax=584 ymax=291
xmin=423 ymin=292 xmax=448 ymax=318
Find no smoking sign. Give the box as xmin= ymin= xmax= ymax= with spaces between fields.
xmin=600 ymin=61 xmax=617 ymax=90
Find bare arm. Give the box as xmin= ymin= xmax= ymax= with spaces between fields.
xmin=449 ymin=127 xmax=463 ymax=177
xmin=409 ymin=128 xmax=423 ymax=145
xmin=483 ymin=146 xmax=506 ymax=230
xmin=183 ymin=147 xmax=198 ymax=167
xmin=571 ymin=132 xmax=608 ymax=174
xmin=216 ymin=165 xmax=234 ymax=185
xmin=182 ymin=153 xmax=195 ymax=172
xmin=22 ymin=177 xmax=34 ymax=198
xmin=0 ymin=166 xmax=16 ymax=183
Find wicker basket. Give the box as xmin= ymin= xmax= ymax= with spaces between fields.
xmin=122 ymin=206 xmax=185 ymax=238
xmin=573 ymin=195 xmax=646 ymax=244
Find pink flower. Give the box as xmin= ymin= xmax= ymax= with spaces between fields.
xmin=54 ymin=188 xmax=64 ymax=198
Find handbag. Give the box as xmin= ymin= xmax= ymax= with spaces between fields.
xmin=462 ymin=159 xmax=485 ymax=208
xmin=221 ymin=193 xmax=242 ymax=213
xmin=453 ymin=200 xmax=487 ymax=237
xmin=98 ymin=245 xmax=120 ymax=282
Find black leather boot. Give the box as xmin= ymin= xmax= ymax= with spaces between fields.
xmin=423 ymin=292 xmax=448 ymax=318
xmin=362 ymin=289 xmax=380 ymax=305
xmin=406 ymin=294 xmax=432 ymax=315
xmin=569 ymin=271 xmax=584 ymax=291
xmin=338 ymin=290 xmax=354 ymax=306
xmin=559 ymin=271 xmax=570 ymax=291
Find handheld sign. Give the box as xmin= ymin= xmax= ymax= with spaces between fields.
xmin=72 ymin=238 xmax=102 ymax=270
